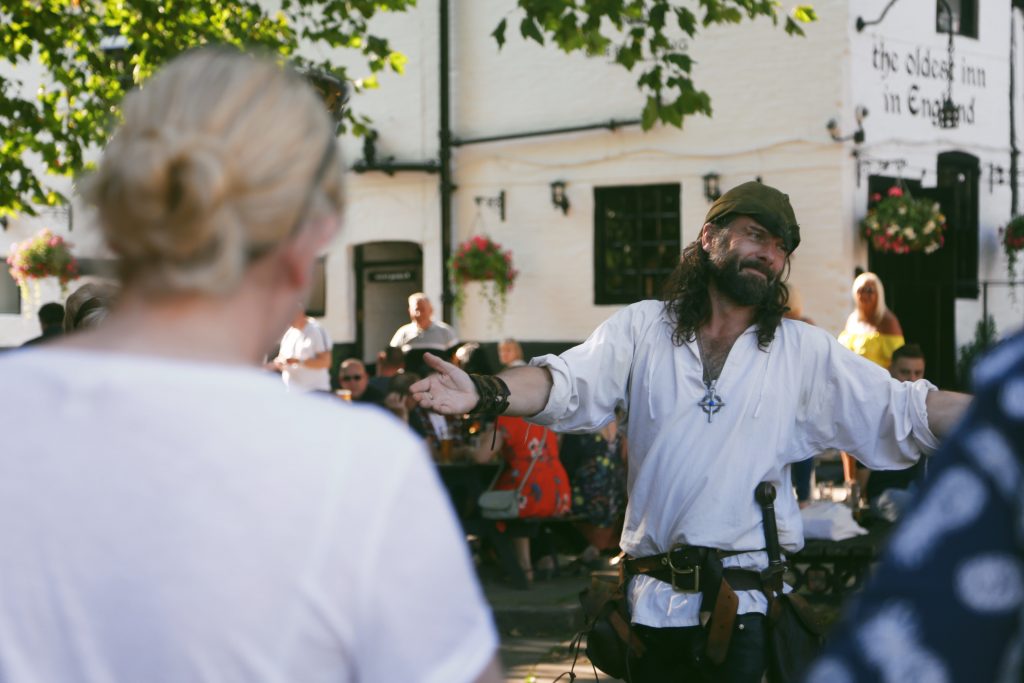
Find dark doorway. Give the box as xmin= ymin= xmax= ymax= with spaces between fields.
xmin=355 ymin=242 xmax=423 ymax=363
xmin=867 ymin=175 xmax=958 ymax=388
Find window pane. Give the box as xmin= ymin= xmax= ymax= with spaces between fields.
xmin=594 ymin=184 xmax=681 ymax=305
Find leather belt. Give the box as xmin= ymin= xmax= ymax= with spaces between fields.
xmin=622 ymin=544 xmax=765 ymax=665
xmin=623 ymin=545 xmax=760 ymax=592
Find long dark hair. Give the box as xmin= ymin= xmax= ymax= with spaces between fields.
xmin=661 ymin=222 xmax=790 ymax=350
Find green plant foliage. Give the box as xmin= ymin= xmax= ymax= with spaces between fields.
xmin=448 ymin=234 xmax=518 ymax=323
xmin=957 ymin=315 xmax=998 ymax=392
xmin=494 ymin=1 xmax=816 ymax=131
xmin=860 ymin=186 xmax=946 ymax=255
xmin=0 ymin=0 xmax=414 ymax=218
xmin=1000 ymin=215 xmax=1024 ymax=281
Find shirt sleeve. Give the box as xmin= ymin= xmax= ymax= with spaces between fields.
xmin=801 ymin=337 xmax=1024 ymax=683
xmin=313 ymin=323 xmax=331 ymax=354
xmin=795 ymin=329 xmax=938 ymax=468
xmin=388 ymin=327 xmax=405 ymax=348
xmin=528 ymin=302 xmax=654 ymax=433
xmin=349 ymin=442 xmax=498 ymax=683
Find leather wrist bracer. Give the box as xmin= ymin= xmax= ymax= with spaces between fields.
xmin=468 ymin=374 xmax=511 ymax=417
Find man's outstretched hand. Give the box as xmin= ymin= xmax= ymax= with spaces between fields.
xmin=410 ymin=353 xmax=479 ymax=415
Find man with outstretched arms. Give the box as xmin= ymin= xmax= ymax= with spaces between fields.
xmin=412 ymin=182 xmax=970 ymax=682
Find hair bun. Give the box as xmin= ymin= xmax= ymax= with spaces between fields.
xmin=85 ymin=48 xmax=343 ymax=296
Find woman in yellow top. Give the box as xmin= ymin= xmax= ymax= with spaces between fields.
xmin=837 ymin=271 xmax=905 ymax=496
xmin=839 ymin=271 xmax=905 ymax=367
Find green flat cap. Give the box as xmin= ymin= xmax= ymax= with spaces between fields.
xmin=704 ymin=181 xmax=800 ymax=252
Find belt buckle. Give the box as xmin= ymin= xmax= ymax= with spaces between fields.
xmin=665 ymin=544 xmax=700 ymax=592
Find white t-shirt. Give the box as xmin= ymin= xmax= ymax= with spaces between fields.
xmin=530 ymin=300 xmax=939 ymax=627
xmin=389 ymin=320 xmax=459 ymax=352
xmin=278 ymin=318 xmax=331 ymax=392
xmin=0 ymin=348 xmax=497 ymax=683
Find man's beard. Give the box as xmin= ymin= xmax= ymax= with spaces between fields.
xmin=708 ymin=250 xmax=779 ymax=307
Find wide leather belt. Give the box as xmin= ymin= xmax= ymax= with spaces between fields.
xmin=622 ymin=544 xmax=766 ymax=665
xmin=623 ymin=545 xmax=761 ymax=592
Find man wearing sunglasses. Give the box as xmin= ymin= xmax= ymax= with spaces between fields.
xmin=338 ymin=358 xmax=386 ymax=405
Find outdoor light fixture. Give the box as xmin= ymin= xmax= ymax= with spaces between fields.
xmin=937 ymin=98 xmax=960 ymax=129
xmin=827 ymin=106 xmax=867 ymax=144
xmin=935 ymin=0 xmax=960 ymax=130
xmin=474 ymin=191 xmax=506 ymax=222
xmin=988 ymin=164 xmax=1006 ymax=193
xmin=855 ymin=0 xmax=900 ymax=31
xmin=550 ymin=181 xmax=569 ymax=214
xmin=703 ymin=173 xmax=721 ymax=202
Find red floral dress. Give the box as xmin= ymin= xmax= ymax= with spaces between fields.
xmin=493 ymin=417 xmax=571 ymax=518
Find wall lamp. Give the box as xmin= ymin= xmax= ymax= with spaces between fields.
xmin=702 ymin=173 xmax=721 ymax=202
xmin=550 ymin=181 xmax=570 ymax=214
xmin=988 ymin=164 xmax=1007 ymax=193
xmin=934 ymin=0 xmax=959 ymax=130
xmin=474 ymin=191 xmax=506 ymax=222
xmin=827 ymin=106 xmax=868 ymax=144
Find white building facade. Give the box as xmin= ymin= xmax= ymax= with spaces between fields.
xmin=2 ymin=0 xmax=1021 ymax=389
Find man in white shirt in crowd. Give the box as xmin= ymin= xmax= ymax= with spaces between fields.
xmin=274 ymin=307 xmax=332 ymax=392
xmin=411 ymin=181 xmax=971 ymax=682
xmin=390 ymin=292 xmax=458 ymax=353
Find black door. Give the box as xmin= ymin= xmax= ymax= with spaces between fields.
xmin=867 ymin=178 xmax=957 ymax=389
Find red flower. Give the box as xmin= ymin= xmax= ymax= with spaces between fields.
xmin=887 ymin=186 xmax=903 ymax=198
xmin=870 ymin=193 xmax=882 ymax=202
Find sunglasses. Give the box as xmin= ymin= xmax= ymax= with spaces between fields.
xmin=340 ymin=374 xmax=365 ymax=381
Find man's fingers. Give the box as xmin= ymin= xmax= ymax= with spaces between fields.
xmin=423 ymin=352 xmax=454 ymax=373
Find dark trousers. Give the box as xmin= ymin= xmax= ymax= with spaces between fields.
xmin=626 ymin=613 xmax=767 ymax=683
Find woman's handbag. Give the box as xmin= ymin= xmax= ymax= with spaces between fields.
xmin=477 ymin=489 xmax=521 ymax=519
xmin=477 ymin=446 xmax=541 ymax=520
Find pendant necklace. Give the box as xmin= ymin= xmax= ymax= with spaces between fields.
xmin=696 ymin=332 xmax=725 ymax=423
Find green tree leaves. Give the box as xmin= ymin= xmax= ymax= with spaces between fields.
xmin=0 ymin=0 xmax=411 ymax=218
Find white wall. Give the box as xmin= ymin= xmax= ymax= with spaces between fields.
xmin=336 ymin=0 xmax=856 ymax=341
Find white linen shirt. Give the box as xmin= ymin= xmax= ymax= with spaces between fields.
xmin=529 ymin=300 xmax=938 ymax=628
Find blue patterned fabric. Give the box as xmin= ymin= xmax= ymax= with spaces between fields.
xmin=803 ymin=332 xmax=1024 ymax=683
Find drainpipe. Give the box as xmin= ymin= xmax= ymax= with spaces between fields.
xmin=439 ymin=0 xmax=454 ymax=322
xmin=1011 ymin=7 xmax=1020 ymax=215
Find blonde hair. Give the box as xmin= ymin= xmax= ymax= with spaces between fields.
xmin=851 ymin=271 xmax=887 ymax=325
xmin=82 ymin=47 xmax=344 ymax=295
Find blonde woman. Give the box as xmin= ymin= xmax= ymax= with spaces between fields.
xmin=0 ymin=48 xmax=500 ymax=683
xmin=837 ymin=271 xmax=906 ymax=495
xmin=838 ymin=271 xmax=905 ymax=368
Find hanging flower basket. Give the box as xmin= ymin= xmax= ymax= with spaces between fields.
xmin=860 ymin=186 xmax=946 ymax=255
xmin=6 ymin=228 xmax=80 ymax=313
xmin=449 ymin=235 xmax=518 ymax=321
xmin=1001 ymin=215 xmax=1024 ymax=282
